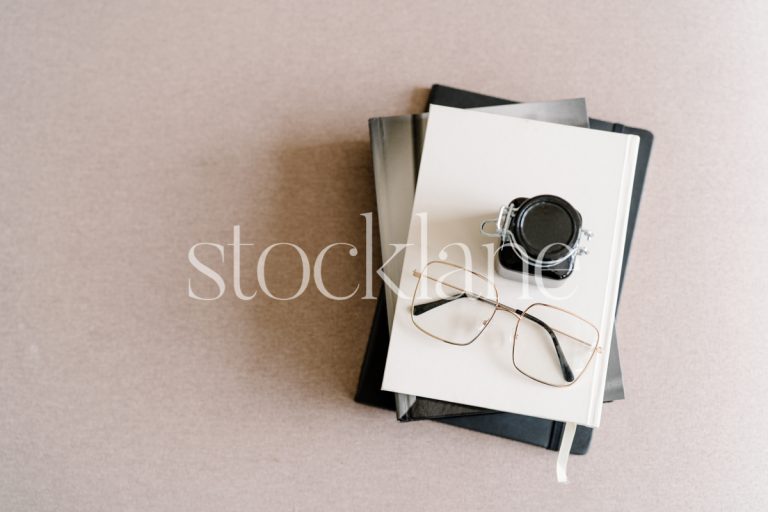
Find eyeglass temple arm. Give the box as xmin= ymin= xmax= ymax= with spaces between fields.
xmin=412 ymin=292 xmax=467 ymax=316
xmin=411 ymin=272 xmax=575 ymax=382
xmin=498 ymin=303 xmax=594 ymax=349
xmin=502 ymin=305 xmax=575 ymax=383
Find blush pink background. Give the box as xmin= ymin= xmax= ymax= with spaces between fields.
xmin=2 ymin=1 xmax=767 ymax=510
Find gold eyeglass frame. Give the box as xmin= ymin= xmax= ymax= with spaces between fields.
xmin=410 ymin=260 xmax=602 ymax=387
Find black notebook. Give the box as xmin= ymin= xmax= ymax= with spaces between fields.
xmin=355 ymin=84 xmax=653 ymax=453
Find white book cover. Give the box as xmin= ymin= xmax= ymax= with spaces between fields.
xmin=381 ymin=105 xmax=639 ymax=428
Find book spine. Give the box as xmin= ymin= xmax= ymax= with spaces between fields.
xmin=588 ymin=134 xmax=640 ymax=427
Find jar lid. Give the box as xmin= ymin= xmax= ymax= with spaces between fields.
xmin=513 ymin=195 xmax=582 ymax=262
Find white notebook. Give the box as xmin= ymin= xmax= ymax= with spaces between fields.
xmin=381 ymin=105 xmax=639 ymax=428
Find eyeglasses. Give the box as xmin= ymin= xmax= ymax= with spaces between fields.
xmin=410 ymin=261 xmax=601 ymax=387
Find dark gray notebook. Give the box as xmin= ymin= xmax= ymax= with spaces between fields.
xmin=355 ymin=84 xmax=653 ymax=453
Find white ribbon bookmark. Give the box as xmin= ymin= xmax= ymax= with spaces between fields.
xmin=556 ymin=421 xmax=577 ymax=483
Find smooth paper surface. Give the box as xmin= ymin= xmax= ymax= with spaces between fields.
xmin=381 ymin=105 xmax=638 ymax=427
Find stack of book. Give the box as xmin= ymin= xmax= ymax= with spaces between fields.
xmin=355 ymin=85 xmax=653 ymax=479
